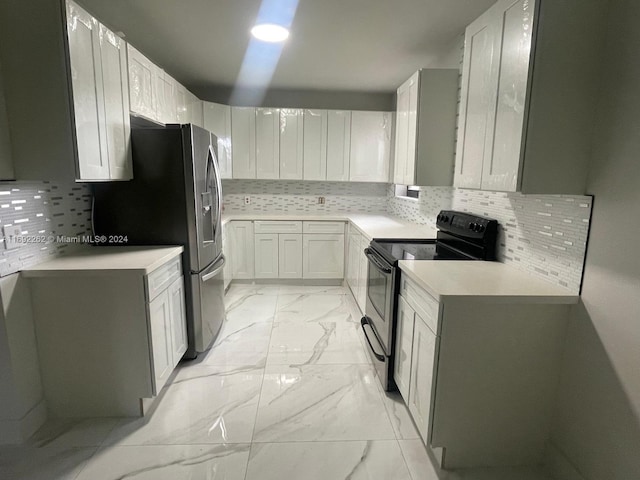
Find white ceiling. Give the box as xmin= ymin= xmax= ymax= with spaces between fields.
xmin=80 ymin=0 xmax=495 ymax=94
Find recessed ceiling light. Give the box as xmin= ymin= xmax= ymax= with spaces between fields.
xmin=251 ymin=23 xmax=290 ymax=43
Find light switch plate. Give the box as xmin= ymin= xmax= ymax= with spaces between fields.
xmin=3 ymin=224 xmax=23 ymax=250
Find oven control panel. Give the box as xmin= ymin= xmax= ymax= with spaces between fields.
xmin=436 ymin=210 xmax=498 ymax=241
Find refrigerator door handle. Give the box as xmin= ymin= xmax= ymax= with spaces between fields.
xmin=208 ymin=144 xmax=223 ymax=242
xmin=202 ymin=255 xmax=226 ymax=282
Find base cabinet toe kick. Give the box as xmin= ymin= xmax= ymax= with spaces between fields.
xmin=23 ymin=250 xmax=187 ymax=418
xmin=394 ymin=274 xmax=570 ymax=470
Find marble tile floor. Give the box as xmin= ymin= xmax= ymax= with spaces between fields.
xmin=0 ymin=284 xmax=555 ymax=480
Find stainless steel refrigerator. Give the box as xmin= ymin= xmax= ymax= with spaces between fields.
xmin=93 ymin=124 xmax=225 ymax=359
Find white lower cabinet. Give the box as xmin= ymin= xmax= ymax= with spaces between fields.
xmin=357 ymin=235 xmax=369 ymax=311
xmin=302 ymin=234 xmax=345 ymax=279
xmin=394 ymin=295 xmax=415 ymax=402
xmin=222 ymin=223 xmax=233 ymax=290
xmin=148 ymin=289 xmax=174 ymax=393
xmin=279 ymin=234 xmax=303 ymax=279
xmin=407 ymin=312 xmax=437 ymax=443
xmin=26 ymin=251 xmax=187 ymax=417
xmin=394 ymin=275 xmax=439 ymax=445
xmin=345 ymin=227 xmax=369 ymax=313
xmin=231 ymin=221 xmax=255 ymax=279
xmin=255 ymin=233 xmax=279 ymax=278
xmin=167 ymin=276 xmax=188 ymax=363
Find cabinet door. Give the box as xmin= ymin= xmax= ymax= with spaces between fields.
xmin=279 ymin=108 xmax=303 ymax=179
xmin=408 ymin=313 xmax=437 ymax=443
xmin=357 ymin=237 xmax=368 ymax=311
xmin=175 ymin=83 xmax=189 ymax=123
xmin=148 ymin=290 xmax=173 ymax=395
xmin=326 ymin=110 xmax=351 ymax=181
xmin=255 ymin=233 xmax=279 ymax=278
xmin=349 ymin=111 xmax=392 ymax=182
xmin=156 ymin=71 xmax=177 ymax=124
xmin=231 ymin=221 xmax=255 ymax=279
xmin=187 ymin=92 xmax=204 ymax=127
xmin=231 ymin=107 xmax=256 ymax=179
xmin=99 ymin=25 xmax=132 ymax=180
xmin=393 ymin=79 xmax=410 ymax=185
xmin=66 ymin=1 xmax=109 ymax=180
xmin=394 ymin=296 xmax=415 ymax=403
xmin=481 ymin=0 xmax=534 ymax=192
xmin=347 ymin=232 xmax=360 ymax=293
xmin=255 ymin=108 xmax=280 ymax=179
xmin=222 ymin=223 xmax=233 ymax=289
xmin=279 ymin=234 xmax=303 ymax=279
xmin=303 ymin=109 xmax=327 ymax=180
xmin=168 ymin=276 xmax=187 ymax=364
xmin=302 ymin=234 xmax=345 ymax=279
xmin=454 ymin=8 xmax=501 ymax=189
xmin=127 ymin=44 xmax=156 ymax=120
xmin=203 ymin=102 xmax=232 ymax=179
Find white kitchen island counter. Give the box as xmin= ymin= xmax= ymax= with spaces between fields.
xmin=399 ymin=260 xmax=578 ymax=304
xmin=22 ymin=245 xmax=184 ymax=277
xmin=222 ymin=213 xmax=438 ymax=240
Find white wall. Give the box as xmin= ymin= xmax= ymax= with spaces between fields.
xmin=549 ymin=0 xmax=640 ymax=478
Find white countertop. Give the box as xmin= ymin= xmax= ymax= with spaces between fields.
xmin=399 ymin=260 xmax=579 ymax=304
xmin=222 ymin=213 xmax=438 ymax=240
xmin=22 ymin=246 xmax=184 ymax=277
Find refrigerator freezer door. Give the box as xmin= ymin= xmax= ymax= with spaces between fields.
xmin=184 ymin=125 xmax=223 ymax=272
xmin=187 ymin=255 xmax=226 ymax=356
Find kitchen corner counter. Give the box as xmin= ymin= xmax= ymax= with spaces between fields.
xmin=222 ymin=213 xmax=438 ymax=240
xmin=399 ymin=260 xmax=579 ymax=304
xmin=21 ymin=246 xmax=184 ymax=277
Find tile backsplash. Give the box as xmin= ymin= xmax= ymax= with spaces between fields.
xmin=222 ymin=179 xmax=388 ymax=214
xmin=389 ymin=186 xmax=592 ymax=293
xmin=0 ymin=182 xmax=92 ymax=277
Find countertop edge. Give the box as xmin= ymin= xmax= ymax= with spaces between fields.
xmin=21 ymin=246 xmax=184 ymax=277
xmin=399 ymin=261 xmax=579 ymax=305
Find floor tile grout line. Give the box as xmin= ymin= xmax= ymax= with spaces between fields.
xmin=242 ymin=288 xmax=280 ymax=480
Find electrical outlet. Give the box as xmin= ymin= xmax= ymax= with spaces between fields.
xmin=3 ymin=224 xmax=24 ymax=250
xmin=318 ymin=196 xmax=325 ymax=205
xmin=244 ymin=196 xmax=251 ymax=205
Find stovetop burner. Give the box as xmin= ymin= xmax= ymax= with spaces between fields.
xmin=370 ymin=239 xmax=472 ymax=265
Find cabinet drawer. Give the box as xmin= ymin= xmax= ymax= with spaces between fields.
xmin=254 ymin=220 xmax=302 ymax=234
xmin=400 ymin=275 xmax=439 ymax=334
xmin=146 ymin=256 xmax=182 ymax=302
xmin=303 ymin=221 xmax=345 ymax=234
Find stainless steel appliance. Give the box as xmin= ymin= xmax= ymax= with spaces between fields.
xmin=361 ymin=210 xmax=498 ymax=390
xmin=93 ymin=124 xmax=224 ymax=359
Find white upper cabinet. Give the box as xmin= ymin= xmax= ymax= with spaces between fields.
xmin=455 ymin=0 xmax=607 ymax=194
xmin=175 ymin=83 xmax=189 ymax=124
xmin=326 ymin=110 xmax=351 ymax=181
xmin=98 ymin=24 xmax=133 ymax=180
xmin=255 ymin=108 xmax=280 ymax=179
xmin=66 ymin=2 xmax=108 ymax=180
xmin=394 ymin=69 xmax=458 ymax=186
xmin=66 ymin=0 xmax=131 ymax=180
xmin=349 ymin=111 xmax=392 ymax=183
xmin=303 ymin=109 xmax=328 ymax=181
xmin=127 ymin=44 xmax=157 ymax=121
xmin=231 ymin=106 xmax=256 ymax=179
xmin=203 ymin=102 xmax=232 ymax=178
xmin=186 ymin=92 xmax=204 ymax=128
xmin=279 ymin=108 xmax=303 ymax=180
xmin=155 ymin=70 xmax=178 ymax=124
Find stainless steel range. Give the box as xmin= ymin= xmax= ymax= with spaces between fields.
xmin=360 ymin=210 xmax=499 ymax=390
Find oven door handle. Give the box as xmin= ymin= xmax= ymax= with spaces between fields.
xmin=361 ymin=317 xmax=386 ymax=362
xmin=364 ymin=248 xmax=393 ymax=274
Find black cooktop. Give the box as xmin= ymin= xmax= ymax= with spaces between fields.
xmin=371 ymin=239 xmax=473 ymax=265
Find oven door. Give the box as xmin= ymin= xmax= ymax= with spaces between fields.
xmin=364 ymin=247 xmax=395 ymax=354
